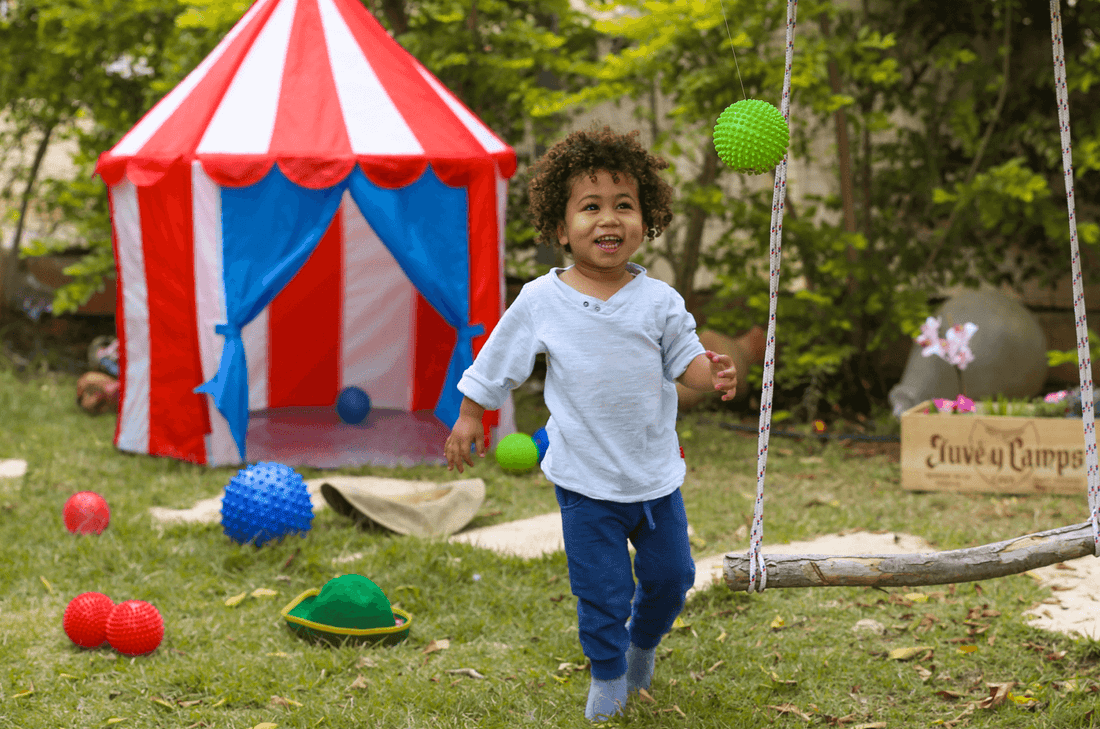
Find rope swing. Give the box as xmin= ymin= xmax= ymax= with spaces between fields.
xmin=720 ymin=0 xmax=1100 ymax=593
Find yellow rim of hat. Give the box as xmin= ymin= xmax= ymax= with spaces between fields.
xmin=280 ymin=588 xmax=413 ymax=637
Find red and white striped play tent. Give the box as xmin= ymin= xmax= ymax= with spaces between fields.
xmin=94 ymin=0 xmax=518 ymax=467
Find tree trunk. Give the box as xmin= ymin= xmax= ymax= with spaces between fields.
xmin=723 ymin=522 xmax=1097 ymax=591
xmin=0 ymin=122 xmax=55 ymax=312
xmin=379 ymin=0 xmax=408 ymax=35
xmin=675 ymin=143 xmax=718 ymax=314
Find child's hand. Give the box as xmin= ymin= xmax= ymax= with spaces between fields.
xmin=445 ymin=415 xmax=487 ymax=474
xmin=706 ymin=350 xmax=738 ymax=402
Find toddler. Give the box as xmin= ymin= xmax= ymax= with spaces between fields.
xmin=445 ymin=127 xmax=737 ymax=721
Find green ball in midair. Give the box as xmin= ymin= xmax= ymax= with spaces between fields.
xmin=713 ymin=99 xmax=790 ymax=174
xmin=495 ymin=433 xmax=539 ymax=472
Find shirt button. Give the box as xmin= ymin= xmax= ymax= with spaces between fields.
xmin=583 ymin=302 xmax=589 ymax=307
xmin=594 ymin=305 xmax=601 ymax=312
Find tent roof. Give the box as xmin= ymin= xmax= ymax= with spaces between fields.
xmin=95 ymin=0 xmax=517 ymax=189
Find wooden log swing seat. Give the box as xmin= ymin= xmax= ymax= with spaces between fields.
xmin=724 ymin=0 xmax=1100 ymax=594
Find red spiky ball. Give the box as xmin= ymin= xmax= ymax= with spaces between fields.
xmin=106 ymin=600 xmax=164 ymax=656
xmin=63 ymin=592 xmax=116 ymax=648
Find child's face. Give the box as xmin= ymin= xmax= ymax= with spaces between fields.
xmin=556 ymin=169 xmax=644 ymax=281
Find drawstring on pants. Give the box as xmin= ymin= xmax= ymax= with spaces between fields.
xmin=643 ymin=502 xmax=655 ymax=531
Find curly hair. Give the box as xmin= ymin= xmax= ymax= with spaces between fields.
xmin=527 ymin=126 xmax=674 ymax=254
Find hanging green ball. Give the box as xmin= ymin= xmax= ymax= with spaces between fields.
xmin=494 ymin=433 xmax=539 ymax=473
xmin=713 ymin=99 xmax=790 ymax=174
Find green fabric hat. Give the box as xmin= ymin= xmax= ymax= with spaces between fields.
xmin=282 ymin=574 xmax=411 ymax=646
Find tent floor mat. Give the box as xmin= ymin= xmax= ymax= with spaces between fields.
xmin=244 ymin=406 xmax=449 ymax=469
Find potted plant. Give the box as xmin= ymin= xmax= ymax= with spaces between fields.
xmin=900 ymin=317 xmax=1089 ymax=496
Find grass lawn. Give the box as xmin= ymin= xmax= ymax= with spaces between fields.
xmin=1 ymin=362 xmax=1098 ymax=728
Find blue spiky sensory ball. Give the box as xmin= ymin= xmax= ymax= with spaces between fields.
xmin=713 ymin=99 xmax=790 ymax=174
xmin=221 ymin=462 xmax=314 ymax=547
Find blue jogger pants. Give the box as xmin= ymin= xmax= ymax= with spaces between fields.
xmin=555 ymin=485 xmax=696 ymax=681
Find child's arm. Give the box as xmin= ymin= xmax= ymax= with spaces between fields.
xmin=445 ymin=397 xmax=488 ymax=474
xmin=678 ymin=350 xmax=738 ymax=401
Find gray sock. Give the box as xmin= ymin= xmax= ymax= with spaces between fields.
xmin=625 ymin=643 xmax=656 ymax=693
xmin=585 ymin=673 xmax=627 ymax=721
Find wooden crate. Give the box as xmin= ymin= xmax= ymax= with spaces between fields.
xmin=900 ymin=401 xmax=1089 ymax=495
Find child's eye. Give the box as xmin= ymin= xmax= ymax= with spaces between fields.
xmin=584 ymin=203 xmax=599 ymax=210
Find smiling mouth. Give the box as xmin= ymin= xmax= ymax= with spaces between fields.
xmin=595 ymin=237 xmax=622 ymax=251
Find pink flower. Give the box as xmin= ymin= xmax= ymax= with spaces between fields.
xmin=933 ymin=395 xmax=975 ymax=413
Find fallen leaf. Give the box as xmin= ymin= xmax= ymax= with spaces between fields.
xmin=672 ymin=616 xmax=691 ymax=630
xmin=252 ymin=724 xmax=278 ymax=729
xmin=210 ymin=698 xmax=227 ymax=708
xmin=1008 ymin=692 xmax=1040 ymax=707
xmin=707 ymin=660 xmax=724 ymax=673
xmin=356 ymin=656 xmax=377 ymax=669
xmin=39 ymin=576 xmax=53 ymax=594
xmin=768 ymin=703 xmax=812 ymax=722
xmin=270 ymin=695 xmax=302 ymax=708
xmin=348 ymin=674 xmax=369 ymax=690
xmin=977 ymin=682 xmax=1013 ymax=709
xmin=716 ymin=630 xmax=727 ymax=643
xmin=266 ymin=652 xmax=290 ymax=658
xmin=224 ymin=592 xmax=247 ymax=607
xmin=58 ymin=673 xmax=78 ymax=679
xmin=106 ymin=720 xmax=127 ymax=726
xmin=888 ymin=646 xmax=932 ymax=661
xmin=914 ymin=666 xmax=933 ymax=681
xmin=445 ymin=668 xmax=486 ymax=679
xmin=765 ymin=669 xmax=797 ymax=688
xmin=251 ymin=588 xmax=278 ymax=599
xmin=12 ymin=688 xmax=34 ymax=699
xmin=903 ymin=593 xmax=929 ymax=603
xmin=637 ymin=688 xmax=656 ymax=704
xmin=957 ymin=645 xmax=978 ymax=654
xmin=422 ymin=639 xmax=450 ymax=654
xmin=178 ymin=699 xmax=203 ymax=707
xmin=935 ymin=689 xmax=966 ymax=700
xmin=852 ymin=724 xmax=887 ymax=729
xmin=151 ymin=697 xmax=176 ymax=709
xmin=770 ymin=615 xmax=786 ymax=630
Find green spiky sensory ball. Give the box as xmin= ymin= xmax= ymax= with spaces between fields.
xmin=713 ymin=99 xmax=790 ymax=174
xmin=495 ymin=433 xmax=539 ymax=472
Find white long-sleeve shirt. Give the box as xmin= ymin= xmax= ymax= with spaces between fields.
xmin=457 ymin=263 xmax=706 ymax=503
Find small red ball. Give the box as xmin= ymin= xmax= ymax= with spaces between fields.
xmin=63 ymin=592 xmax=115 ymax=648
xmin=106 ymin=600 xmax=164 ymax=656
xmin=63 ymin=491 xmax=111 ymax=535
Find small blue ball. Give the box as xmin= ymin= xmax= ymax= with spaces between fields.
xmin=532 ymin=427 xmax=549 ymax=464
xmin=336 ymin=386 xmax=372 ymax=425
xmin=221 ymin=462 xmax=314 ymax=547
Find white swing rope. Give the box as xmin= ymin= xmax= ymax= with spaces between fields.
xmin=744 ymin=0 xmax=1100 ymax=594
xmin=746 ymin=0 xmax=799 ymax=593
xmin=1051 ymin=0 xmax=1100 ymax=557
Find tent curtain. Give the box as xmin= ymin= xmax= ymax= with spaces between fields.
xmin=194 ymin=165 xmax=345 ymax=459
xmin=346 ymin=166 xmax=478 ymax=432
xmin=195 ymin=163 xmax=479 ymax=462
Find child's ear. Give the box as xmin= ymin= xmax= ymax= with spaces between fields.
xmin=556 ymin=222 xmax=568 ymax=248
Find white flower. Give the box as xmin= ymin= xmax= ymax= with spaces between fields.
xmin=916 ymin=316 xmax=945 ymax=359
xmin=944 ymin=323 xmax=978 ymax=370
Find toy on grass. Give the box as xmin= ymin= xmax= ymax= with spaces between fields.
xmin=63 ymin=592 xmax=115 ymax=648
xmin=336 ymin=386 xmax=372 ymax=425
xmin=713 ymin=99 xmax=790 ymax=174
xmin=220 ymin=462 xmax=314 ymax=547
xmin=62 ymin=491 xmax=111 ymax=535
xmin=106 ymin=600 xmax=164 ymax=656
xmin=532 ymin=427 xmax=549 ymax=464
xmin=495 ymin=432 xmax=539 ymax=472
xmin=281 ymin=574 xmax=411 ymax=646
